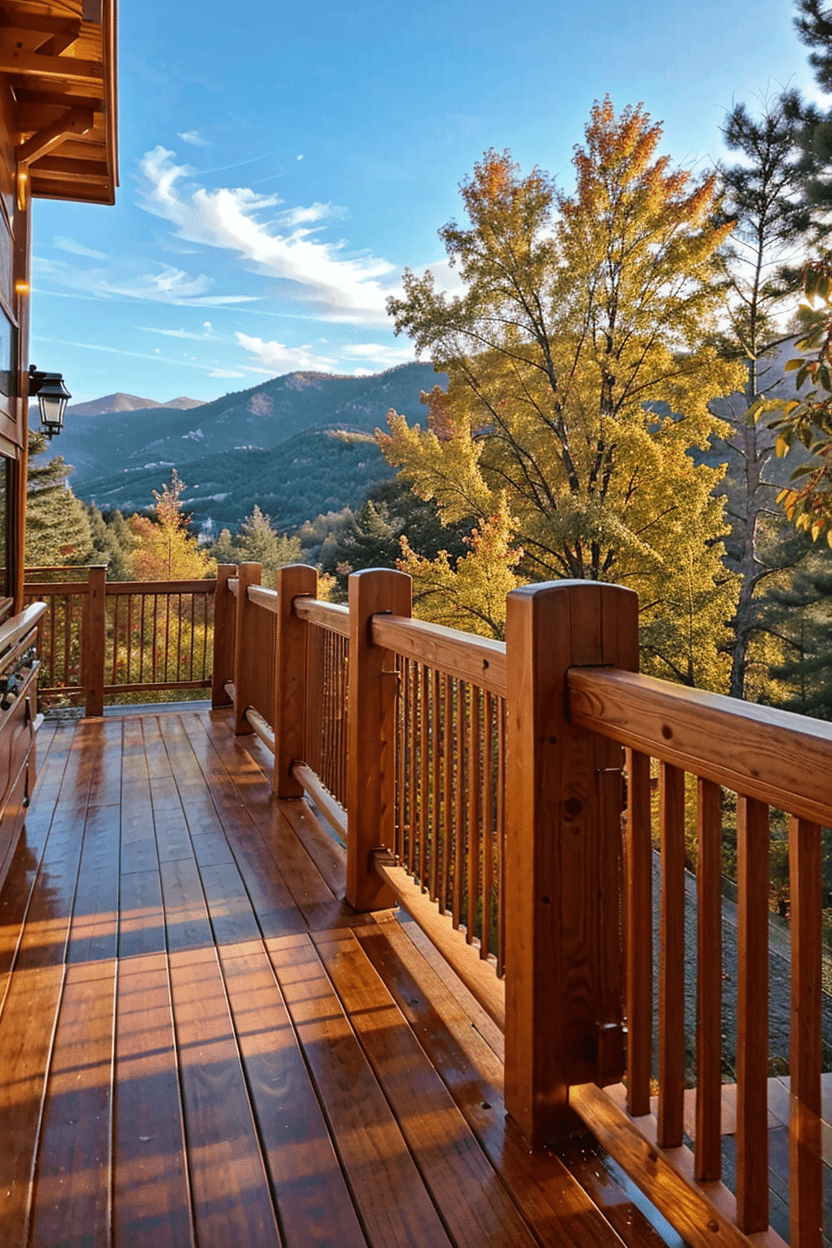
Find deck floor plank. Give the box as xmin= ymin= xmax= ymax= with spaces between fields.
xmin=218 ymin=938 xmax=368 ymax=1248
xmin=313 ymin=925 xmax=541 ymax=1248
xmin=113 ymin=950 xmax=194 ymax=1248
xmin=0 ymin=707 xmax=669 ymax=1248
xmin=266 ymin=931 xmax=455 ymax=1248
xmin=27 ymin=958 xmax=116 ymax=1248
xmin=355 ymin=914 xmax=640 ymax=1248
xmin=168 ymin=943 xmax=283 ymax=1248
xmin=186 ymin=713 xmax=352 ymax=932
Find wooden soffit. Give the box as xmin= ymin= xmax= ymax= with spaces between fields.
xmin=0 ymin=0 xmax=117 ymax=205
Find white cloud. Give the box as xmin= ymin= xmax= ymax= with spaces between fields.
xmin=340 ymin=342 xmax=415 ymax=366
xmin=34 ymin=256 xmax=256 ymax=308
xmin=137 ymin=146 xmax=398 ymax=323
xmin=236 ymin=332 xmax=415 ymax=375
xmin=52 ymin=236 xmax=107 ymax=260
xmin=136 ymin=325 xmax=218 ymax=341
xmin=236 ymin=332 xmax=338 ymax=373
xmin=178 ymin=130 xmax=210 ymax=147
xmin=209 ymin=368 xmax=246 ymax=378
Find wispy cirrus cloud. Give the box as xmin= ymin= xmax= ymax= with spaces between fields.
xmin=52 ymin=236 xmax=107 ymax=259
xmin=34 ymin=256 xmax=256 ymax=308
xmin=137 ymin=146 xmax=398 ymax=324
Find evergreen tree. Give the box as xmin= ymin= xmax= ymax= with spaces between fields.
xmin=383 ymin=100 xmax=744 ymax=682
xmin=716 ymin=95 xmax=820 ymax=698
xmin=208 ymin=505 xmax=302 ymax=585
xmin=25 ymin=432 xmax=93 ymax=568
xmin=321 ymin=478 xmax=471 ymax=596
xmin=87 ymin=505 xmax=135 ymax=580
xmin=765 ymin=548 xmax=832 ymax=719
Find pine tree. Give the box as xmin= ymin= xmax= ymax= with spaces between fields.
xmin=716 ymin=94 xmax=820 ymax=698
xmin=26 ymin=433 xmax=93 ymax=568
xmin=382 ymin=100 xmax=744 ymax=684
xmin=765 ymin=548 xmax=832 ymax=719
xmin=87 ymin=505 xmax=135 ymax=580
xmin=209 ymin=505 xmax=302 ymax=586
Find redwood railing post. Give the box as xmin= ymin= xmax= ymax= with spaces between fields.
xmin=232 ymin=562 xmax=261 ymax=734
xmin=273 ymin=563 xmax=318 ymax=797
xmin=503 ymin=580 xmax=639 ymax=1147
xmin=346 ymin=568 xmax=411 ymax=911
xmin=84 ymin=565 xmax=106 ymax=717
xmin=211 ymin=564 xmax=236 ymax=708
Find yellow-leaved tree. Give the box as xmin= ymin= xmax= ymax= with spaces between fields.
xmin=130 ymin=470 xmax=215 ymax=580
xmin=381 ymin=99 xmax=744 ymax=687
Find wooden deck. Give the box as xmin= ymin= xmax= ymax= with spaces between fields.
xmin=0 ymin=706 xmax=677 ymax=1248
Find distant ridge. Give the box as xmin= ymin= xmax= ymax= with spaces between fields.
xmin=68 ymin=393 xmax=205 ymax=416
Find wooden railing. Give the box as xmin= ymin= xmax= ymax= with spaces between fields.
xmin=24 ymin=565 xmax=216 ymax=713
xmin=214 ymin=563 xmax=832 ymax=1248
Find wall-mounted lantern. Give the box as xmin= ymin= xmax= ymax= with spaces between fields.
xmin=28 ymin=365 xmax=71 ymax=439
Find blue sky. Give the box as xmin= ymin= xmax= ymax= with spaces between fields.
xmin=29 ymin=0 xmax=820 ymax=404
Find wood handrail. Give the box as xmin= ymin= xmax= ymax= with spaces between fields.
xmin=106 ymin=579 xmax=216 ymax=595
xmin=294 ymin=597 xmax=350 ymax=637
xmin=568 ymin=666 xmax=832 ymax=826
xmin=371 ymin=615 xmax=507 ymax=696
xmin=25 ymin=581 xmax=89 ymax=595
xmin=247 ymin=584 xmax=278 ymax=613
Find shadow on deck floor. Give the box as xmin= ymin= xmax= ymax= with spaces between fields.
xmin=0 ymin=708 xmax=679 ymax=1248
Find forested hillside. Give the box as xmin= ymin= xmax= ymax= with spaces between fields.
xmin=59 ymin=362 xmax=442 ymax=527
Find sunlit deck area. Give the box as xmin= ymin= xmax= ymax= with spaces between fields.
xmin=0 ymin=706 xmax=676 ymax=1248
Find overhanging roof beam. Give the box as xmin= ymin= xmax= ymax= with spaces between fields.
xmin=17 ymin=107 xmax=95 ymax=165
xmin=0 ymin=50 xmax=103 ymax=83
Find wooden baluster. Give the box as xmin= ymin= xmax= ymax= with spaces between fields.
xmin=163 ymin=590 xmax=171 ymax=682
xmin=395 ymin=656 xmax=405 ymax=863
xmin=111 ymin=592 xmax=120 ymax=687
xmin=273 ymin=564 xmax=317 ymax=796
xmin=625 ymin=747 xmax=652 ymax=1116
xmin=85 ymin=565 xmax=105 ymax=718
xmin=453 ymin=680 xmax=465 ymax=932
xmin=419 ymin=663 xmax=429 ymax=889
xmin=482 ymin=691 xmax=494 ymax=962
xmin=736 ymin=794 xmax=770 ymax=1233
xmin=125 ymin=591 xmax=133 ymax=686
xmin=430 ymin=667 xmax=441 ymax=902
xmin=504 ymin=580 xmax=638 ymax=1146
xmin=695 ymin=777 xmax=722 ymax=1179
xmin=789 ymin=815 xmax=823 ymax=1248
xmin=658 ymin=761 xmax=686 ymax=1147
xmin=497 ymin=698 xmax=506 ymax=978
xmin=408 ymin=660 xmax=417 ymax=876
xmin=138 ymin=593 xmax=146 ymax=685
xmin=211 ymin=565 xmax=236 ymax=707
xmin=440 ymin=672 xmax=452 ymax=916
xmin=232 ymin=562 xmax=261 ymax=735
xmin=152 ymin=594 xmax=159 ymax=684
xmin=62 ymin=593 xmax=70 ymax=687
xmin=345 ymin=568 xmax=411 ymax=912
xmin=467 ymin=685 xmax=481 ymax=947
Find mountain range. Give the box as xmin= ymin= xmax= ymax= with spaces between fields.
xmin=53 ymin=362 xmax=445 ymax=533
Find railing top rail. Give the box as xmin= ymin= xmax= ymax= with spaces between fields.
xmin=106 ymin=579 xmax=217 ymax=595
xmin=372 ymin=614 xmax=507 ymax=696
xmin=569 ymin=666 xmax=832 ymax=826
xmin=25 ymin=581 xmax=90 ymax=595
xmin=294 ymin=597 xmax=350 ymax=637
xmin=247 ymin=584 xmax=278 ymax=614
